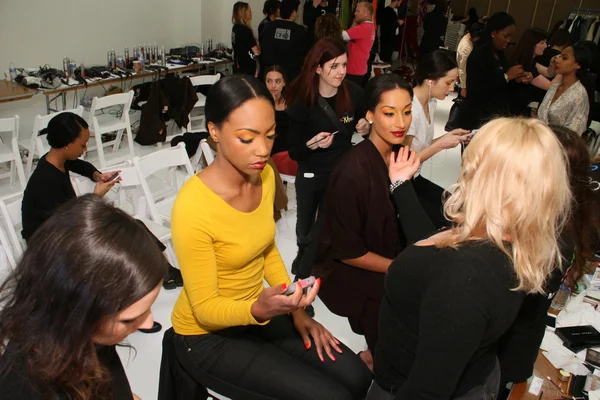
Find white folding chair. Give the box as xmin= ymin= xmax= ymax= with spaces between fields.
xmin=132 ymin=142 xmax=194 ymax=226
xmin=200 ymin=139 xmax=215 ymax=165
xmin=87 ymin=91 xmax=135 ymax=169
xmin=21 ymin=107 xmax=84 ymax=178
xmin=0 ymin=222 xmax=17 ymax=271
xmin=0 ymin=192 xmax=25 ymax=266
xmin=112 ymin=162 xmax=178 ymax=267
xmin=0 ymin=116 xmax=26 ymax=190
xmin=185 ymin=74 xmax=221 ymax=132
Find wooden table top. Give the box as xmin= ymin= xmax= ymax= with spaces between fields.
xmin=0 ymin=79 xmax=38 ymax=103
xmin=508 ymin=350 xmax=570 ymax=399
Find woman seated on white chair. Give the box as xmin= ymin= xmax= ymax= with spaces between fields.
xmin=21 ymin=112 xmax=176 ymax=333
xmin=0 ymin=195 xmax=166 ymax=400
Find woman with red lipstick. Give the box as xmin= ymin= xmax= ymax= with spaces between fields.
xmin=285 ymin=37 xmax=370 ymax=281
xmin=313 ymin=74 xmax=436 ymax=371
xmin=457 ymin=12 xmax=525 ymax=130
xmin=169 ymin=75 xmax=372 ymax=400
xmin=404 ymin=50 xmax=469 ymax=228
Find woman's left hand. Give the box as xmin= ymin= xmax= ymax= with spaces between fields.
xmin=96 ymin=171 xmax=121 ymax=182
xmin=356 ymin=118 xmax=370 ymax=136
xmin=292 ymin=309 xmax=343 ymax=362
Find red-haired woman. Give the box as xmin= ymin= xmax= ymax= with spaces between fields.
xmin=285 ymin=38 xmax=370 ymax=280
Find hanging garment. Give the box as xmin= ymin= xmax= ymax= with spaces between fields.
xmin=586 ymin=18 xmax=599 ymax=41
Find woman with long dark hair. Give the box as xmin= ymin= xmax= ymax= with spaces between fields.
xmin=538 ymin=43 xmax=592 ymax=135
xmin=264 ymin=65 xmax=297 ymax=176
xmin=168 ymin=75 xmax=372 ymax=400
xmin=314 ymin=74 xmax=435 ymax=371
xmin=0 ymin=195 xmax=167 ymax=400
xmin=284 ymin=37 xmax=369 ymax=279
xmin=509 ymin=27 xmax=559 ymax=116
xmin=405 ymin=50 xmax=469 ymax=228
xmin=536 ymin=28 xmax=572 ymax=78
xmin=497 ymin=125 xmax=599 ymax=389
xmin=232 ymin=2 xmax=260 ymax=76
xmin=457 ymin=12 xmax=525 ymax=129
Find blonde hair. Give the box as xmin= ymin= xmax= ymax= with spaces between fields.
xmin=232 ymin=2 xmax=252 ymax=29
xmin=440 ymin=118 xmax=572 ymax=294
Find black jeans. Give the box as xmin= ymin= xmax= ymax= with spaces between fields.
xmin=173 ymin=315 xmax=372 ymax=400
xmin=366 ymin=359 xmax=500 ymax=400
xmin=412 ymin=175 xmax=450 ymax=229
xmin=295 ymin=172 xmax=330 ymax=278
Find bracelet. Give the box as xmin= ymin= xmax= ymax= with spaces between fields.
xmin=390 ymin=179 xmax=406 ymax=193
xmin=504 ymin=73 xmax=509 ymax=82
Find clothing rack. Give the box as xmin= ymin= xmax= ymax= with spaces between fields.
xmin=568 ymin=8 xmax=600 ymax=17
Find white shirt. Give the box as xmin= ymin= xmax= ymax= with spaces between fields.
xmin=407 ymin=95 xmax=437 ymax=152
xmin=407 ymin=95 xmax=437 ymax=175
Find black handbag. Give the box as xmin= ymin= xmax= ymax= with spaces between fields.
xmin=444 ymin=96 xmax=463 ymax=132
xmin=317 ymin=96 xmax=350 ymax=135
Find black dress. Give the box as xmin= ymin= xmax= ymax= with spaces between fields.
xmin=419 ymin=9 xmax=447 ymax=55
xmin=313 ymin=140 xmax=436 ymax=350
xmin=232 ymin=24 xmax=257 ymax=76
xmin=21 ymin=155 xmax=97 ymax=241
xmin=271 ymin=109 xmax=290 ymax=156
xmin=0 ymin=344 xmax=133 ymax=400
xmin=457 ymin=44 xmax=512 ymax=129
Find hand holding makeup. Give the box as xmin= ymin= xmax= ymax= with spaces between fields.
xmin=250 ymin=278 xmax=321 ymax=322
xmin=306 ymin=131 xmax=336 ymax=150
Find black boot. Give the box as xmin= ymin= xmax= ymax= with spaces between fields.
xmin=163 ymin=264 xmax=183 ymax=290
xmin=138 ymin=321 xmax=162 ymax=334
xmin=291 ymin=245 xmax=307 ymax=275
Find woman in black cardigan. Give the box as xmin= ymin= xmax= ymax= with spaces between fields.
xmin=457 ymin=12 xmax=525 ymax=130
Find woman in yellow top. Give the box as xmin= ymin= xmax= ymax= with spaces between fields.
xmin=169 ymin=75 xmax=372 ymax=400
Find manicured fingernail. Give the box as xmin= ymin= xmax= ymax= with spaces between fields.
xmin=281 ymin=283 xmax=287 ymax=291
xmin=316 ymin=278 xmax=321 ymax=286
xmin=320 ymin=357 xmax=324 ymax=363
xmin=304 ymin=342 xmax=310 ymax=350
xmin=332 ymin=356 xmax=336 ymax=361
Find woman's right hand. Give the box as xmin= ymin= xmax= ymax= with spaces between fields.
xmin=251 ymin=279 xmax=321 ymax=322
xmin=436 ymin=129 xmax=470 ymax=150
xmin=388 ymin=146 xmax=420 ymax=183
xmin=93 ymin=179 xmax=118 ymax=198
xmin=306 ymin=132 xmax=334 ymax=150
xmin=506 ymin=65 xmax=524 ymax=81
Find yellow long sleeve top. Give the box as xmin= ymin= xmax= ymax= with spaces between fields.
xmin=171 ymin=165 xmax=292 ymax=335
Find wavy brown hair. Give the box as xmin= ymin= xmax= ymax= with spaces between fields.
xmin=0 ymin=195 xmax=166 ymax=399
xmin=550 ymin=125 xmax=600 ymax=288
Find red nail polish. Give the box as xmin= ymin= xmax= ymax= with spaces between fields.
xmin=305 ymin=342 xmax=310 ymax=350
xmin=281 ymin=283 xmax=287 ymax=291
xmin=316 ymin=278 xmax=321 ymax=286
xmin=332 ymin=356 xmax=336 ymax=362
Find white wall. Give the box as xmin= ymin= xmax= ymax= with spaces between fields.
xmin=0 ymin=0 xmax=202 ymax=71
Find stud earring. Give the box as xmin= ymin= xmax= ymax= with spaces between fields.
xmin=368 ymin=120 xmax=373 ymax=124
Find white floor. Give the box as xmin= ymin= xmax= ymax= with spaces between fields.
xmin=115 ymin=93 xmax=463 ymax=400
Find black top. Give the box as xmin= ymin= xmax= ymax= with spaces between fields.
xmin=272 ymin=109 xmax=290 ymax=156
xmin=380 ymin=7 xmax=399 ymax=39
xmin=303 ymin=1 xmax=336 ymax=44
xmin=258 ymin=16 xmax=271 ymax=40
xmin=314 ymin=140 xmax=436 ymax=330
xmin=497 ymin=234 xmax=574 ymax=384
xmin=535 ymin=47 xmax=561 ymax=68
xmin=286 ymin=81 xmax=365 ymax=175
xmin=232 ymin=24 xmax=257 ymax=75
xmin=374 ymin=241 xmax=524 ymax=399
xmin=22 ymin=155 xmax=97 ymax=242
xmin=458 ymin=44 xmax=512 ymax=129
xmin=260 ymin=19 xmax=308 ymax=83
xmin=0 ymin=344 xmax=133 ymax=400
xmin=509 ymin=61 xmax=543 ymax=116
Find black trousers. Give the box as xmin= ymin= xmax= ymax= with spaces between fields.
xmin=366 ymin=359 xmax=500 ymax=400
xmin=173 ymin=315 xmax=372 ymax=400
xmin=412 ymin=175 xmax=450 ymax=229
xmin=295 ymin=172 xmax=330 ymax=278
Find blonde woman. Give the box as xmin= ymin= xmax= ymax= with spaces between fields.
xmin=232 ymin=2 xmax=260 ymax=76
xmin=367 ymin=118 xmax=572 ymax=400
